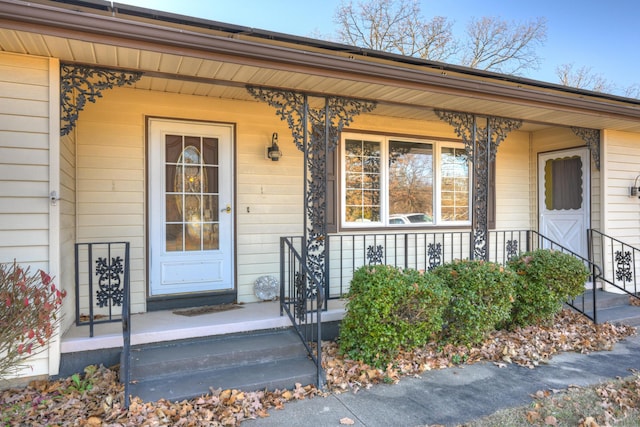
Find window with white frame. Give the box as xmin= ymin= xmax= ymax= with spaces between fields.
xmin=341 ymin=133 xmax=471 ymax=227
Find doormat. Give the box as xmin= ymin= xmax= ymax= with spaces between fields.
xmin=173 ymin=303 xmax=243 ymax=317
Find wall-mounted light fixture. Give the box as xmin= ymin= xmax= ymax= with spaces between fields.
xmin=267 ymin=132 xmax=282 ymax=161
xmin=630 ymin=175 xmax=640 ymax=198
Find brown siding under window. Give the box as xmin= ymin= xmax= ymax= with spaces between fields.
xmin=327 ymin=149 xmax=338 ymax=233
xmin=488 ymin=160 xmax=496 ymax=229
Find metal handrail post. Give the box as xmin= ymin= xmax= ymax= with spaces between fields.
xmin=122 ymin=242 xmax=131 ymax=409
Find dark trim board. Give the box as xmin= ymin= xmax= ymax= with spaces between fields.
xmin=146 ymin=291 xmax=236 ymax=312
xmin=55 ymin=347 xmax=121 ymax=379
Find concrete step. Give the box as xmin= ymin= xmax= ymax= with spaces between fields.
xmin=128 ymin=328 xmax=308 ymax=381
xmin=129 ymin=356 xmax=317 ymax=403
xmin=578 ymin=290 xmax=635 ymax=310
xmin=587 ymin=304 xmax=640 ymax=327
xmin=577 ymin=290 xmax=640 ymax=327
xmin=124 ymin=328 xmax=317 ymax=403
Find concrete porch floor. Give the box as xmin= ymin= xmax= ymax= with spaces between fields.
xmin=61 ymin=299 xmax=347 ymax=354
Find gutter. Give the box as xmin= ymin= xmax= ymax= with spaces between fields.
xmin=2 ymin=0 xmax=640 ymax=121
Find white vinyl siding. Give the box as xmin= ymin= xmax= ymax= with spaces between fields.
xmin=602 ymin=130 xmax=640 ymax=246
xmin=494 ymin=131 xmax=531 ymax=230
xmin=0 ymin=52 xmax=54 ymax=379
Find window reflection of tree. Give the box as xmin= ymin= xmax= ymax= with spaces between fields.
xmin=174 ymin=145 xmax=205 ymax=250
xmin=165 ymin=136 xmax=221 ymax=252
xmin=389 ymin=141 xmax=433 ymax=218
xmin=441 ymin=147 xmax=469 ymax=221
xmin=345 ymin=139 xmax=381 ymax=222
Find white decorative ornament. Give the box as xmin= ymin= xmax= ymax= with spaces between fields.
xmin=254 ymin=275 xmax=279 ymax=301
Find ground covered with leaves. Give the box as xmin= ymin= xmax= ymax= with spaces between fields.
xmin=1 ymin=310 xmax=637 ymax=426
xmin=463 ymin=374 xmax=640 ymax=427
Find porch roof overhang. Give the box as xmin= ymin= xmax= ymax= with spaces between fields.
xmin=2 ymin=0 xmax=640 ymax=133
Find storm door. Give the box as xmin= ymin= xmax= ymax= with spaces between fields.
xmin=538 ymin=147 xmax=590 ymax=257
xmin=148 ymin=118 xmax=234 ymax=296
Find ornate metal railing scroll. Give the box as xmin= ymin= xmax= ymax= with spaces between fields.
xmin=589 ymin=229 xmax=640 ymax=305
xmin=571 ymin=127 xmax=601 ymax=171
xmin=95 ymin=255 xmax=125 ymax=308
xmin=506 ymin=239 xmax=519 ymax=261
xmin=367 ymin=244 xmax=384 ymax=265
xmin=435 ymin=110 xmax=522 ymax=260
xmin=615 ymin=250 xmax=633 ymax=283
xmin=427 ymin=242 xmax=442 ymax=270
xmin=60 ymin=63 xmax=142 ymax=136
xmin=248 ymin=86 xmax=376 ymax=308
xmin=74 ymin=241 xmax=130 ymax=338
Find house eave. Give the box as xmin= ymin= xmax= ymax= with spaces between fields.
xmin=2 ymin=0 xmax=640 ymax=130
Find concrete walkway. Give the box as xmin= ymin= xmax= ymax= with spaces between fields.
xmin=246 ymin=333 xmax=640 ymax=427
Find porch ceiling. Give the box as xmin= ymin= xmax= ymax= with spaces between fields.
xmin=2 ymin=0 xmax=640 ymax=133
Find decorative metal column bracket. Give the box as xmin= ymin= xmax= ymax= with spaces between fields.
xmin=60 ymin=63 xmax=143 ymax=136
xmin=247 ymin=86 xmax=377 ymax=152
xmin=434 ymin=110 xmax=523 ymax=159
xmin=435 ymin=109 xmax=522 ymax=260
xmin=247 ymin=86 xmax=376 ymax=309
xmin=571 ymin=127 xmax=601 ymax=170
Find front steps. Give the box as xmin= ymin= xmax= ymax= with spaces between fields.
xmin=581 ymin=290 xmax=640 ymax=326
xmin=125 ymin=328 xmax=317 ymax=403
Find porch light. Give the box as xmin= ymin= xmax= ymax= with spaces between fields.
xmin=267 ymin=132 xmax=282 ymax=161
xmin=631 ymin=175 xmax=640 ymax=198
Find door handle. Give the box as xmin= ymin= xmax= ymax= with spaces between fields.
xmin=221 ymin=204 xmax=231 ymax=214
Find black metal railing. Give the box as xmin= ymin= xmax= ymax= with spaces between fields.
xmin=280 ymin=229 xmax=604 ymax=389
xmin=280 ymin=237 xmax=324 ymax=388
xmin=487 ymin=229 xmax=531 ymax=264
xmin=326 ymin=231 xmax=471 ymax=299
xmin=521 ymin=230 xmax=602 ymax=322
xmin=589 ymin=229 xmax=640 ymax=305
xmin=74 ymin=242 xmax=130 ymax=336
xmin=283 ymin=229 xmax=601 ymax=318
xmin=325 ymin=230 xmax=556 ymax=300
xmin=121 ymin=244 xmax=131 ymax=410
xmin=74 ymin=241 xmax=131 ymax=408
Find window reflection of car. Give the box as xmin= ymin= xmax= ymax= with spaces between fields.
xmin=389 ymin=213 xmax=433 ymax=224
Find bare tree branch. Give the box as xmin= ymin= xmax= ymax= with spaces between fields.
xmin=460 ymin=16 xmax=547 ymax=74
xmin=623 ymin=83 xmax=640 ymax=99
xmin=334 ymin=0 xmax=456 ymax=62
xmin=555 ymin=63 xmax=614 ymax=93
xmin=332 ymin=1 xmax=636 ymax=97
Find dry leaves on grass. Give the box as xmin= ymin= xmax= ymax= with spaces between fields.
xmin=510 ymin=372 xmax=640 ymax=427
xmin=1 ymin=309 xmax=636 ymax=426
xmin=593 ymin=372 xmax=640 ymax=425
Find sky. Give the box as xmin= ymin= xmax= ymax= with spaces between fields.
xmin=115 ymin=0 xmax=640 ymax=93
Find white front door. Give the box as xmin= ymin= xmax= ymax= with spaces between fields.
xmin=148 ymin=118 xmax=234 ymax=296
xmin=538 ymin=147 xmax=590 ymax=257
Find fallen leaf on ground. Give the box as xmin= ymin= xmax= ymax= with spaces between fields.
xmin=0 ymin=309 xmax=636 ymax=426
xmin=580 ymin=416 xmax=600 ymax=427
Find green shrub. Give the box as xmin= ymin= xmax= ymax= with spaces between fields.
xmin=506 ymin=249 xmax=589 ymax=327
xmin=338 ymin=265 xmax=450 ymax=368
xmin=433 ymin=259 xmax=515 ymax=346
